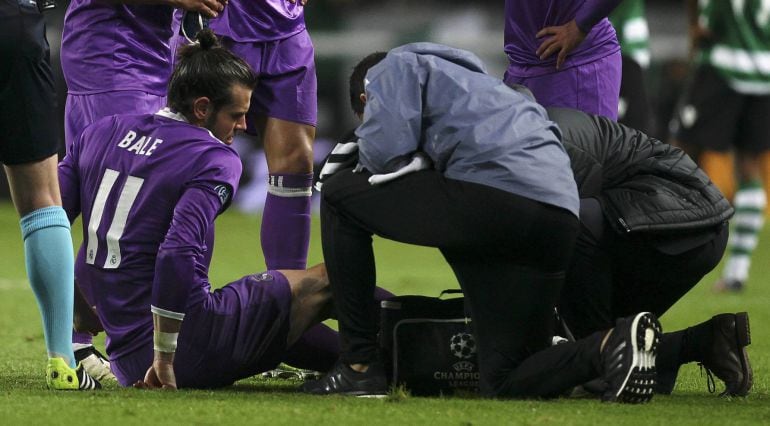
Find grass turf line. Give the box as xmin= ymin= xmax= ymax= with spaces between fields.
xmin=0 ymin=203 xmax=768 ymax=425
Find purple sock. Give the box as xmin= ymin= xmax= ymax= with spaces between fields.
xmin=284 ymin=323 xmax=340 ymax=372
xmin=261 ymin=173 xmax=313 ymax=270
xmin=72 ymin=330 xmax=93 ymax=346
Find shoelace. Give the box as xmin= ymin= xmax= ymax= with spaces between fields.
xmin=698 ymin=363 xmax=716 ymax=394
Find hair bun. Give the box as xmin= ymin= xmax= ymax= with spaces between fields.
xmin=196 ymin=28 xmax=219 ymax=50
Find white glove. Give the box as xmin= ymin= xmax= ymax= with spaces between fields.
xmin=368 ymin=153 xmax=431 ymax=185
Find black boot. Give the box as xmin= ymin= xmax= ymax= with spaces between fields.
xmin=699 ymin=312 xmax=753 ymax=396
xmin=301 ymin=361 xmax=388 ymax=397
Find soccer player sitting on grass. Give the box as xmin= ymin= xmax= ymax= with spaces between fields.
xmin=58 ymin=29 xmax=340 ymax=389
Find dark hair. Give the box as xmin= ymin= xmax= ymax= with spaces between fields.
xmin=167 ymin=29 xmax=258 ymax=116
xmin=349 ymin=51 xmax=387 ymax=116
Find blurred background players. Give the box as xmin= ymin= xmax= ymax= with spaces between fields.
xmin=671 ymin=0 xmax=770 ymax=292
xmin=60 ymin=0 xmax=227 ymax=381
xmin=501 ymin=0 xmax=622 ymax=119
xmin=608 ymin=0 xmax=654 ymax=134
xmin=0 ymin=0 xmax=98 ymax=389
xmin=209 ymin=0 xmax=316 ymax=272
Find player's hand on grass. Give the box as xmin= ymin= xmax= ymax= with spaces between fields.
xmin=172 ymin=0 xmax=226 ymax=18
xmin=134 ymin=353 xmax=177 ymax=390
xmin=536 ymin=19 xmax=587 ymax=69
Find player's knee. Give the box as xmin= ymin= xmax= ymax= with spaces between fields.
xmin=285 ymin=263 xmax=331 ymax=305
xmin=267 ymin=144 xmax=314 ymax=173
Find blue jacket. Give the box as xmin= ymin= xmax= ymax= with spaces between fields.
xmin=356 ymin=43 xmax=580 ymax=216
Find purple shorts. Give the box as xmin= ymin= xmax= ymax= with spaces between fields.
xmin=221 ymin=29 xmax=317 ymax=128
xmin=65 ymin=91 xmax=166 ymax=147
xmin=111 ymin=271 xmax=293 ymax=388
xmin=504 ymin=52 xmax=621 ymax=120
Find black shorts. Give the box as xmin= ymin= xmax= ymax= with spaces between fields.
xmin=674 ymin=65 xmax=770 ymax=154
xmin=0 ymin=0 xmax=58 ymax=165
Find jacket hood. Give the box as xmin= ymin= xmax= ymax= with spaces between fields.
xmin=389 ymin=42 xmax=488 ymax=75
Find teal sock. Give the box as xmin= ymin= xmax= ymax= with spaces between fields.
xmin=21 ymin=206 xmax=76 ymax=368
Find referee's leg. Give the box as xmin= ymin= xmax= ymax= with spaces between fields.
xmin=1 ymin=0 xmax=85 ymax=388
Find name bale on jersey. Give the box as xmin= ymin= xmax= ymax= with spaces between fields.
xmin=117 ymin=130 xmax=163 ymax=156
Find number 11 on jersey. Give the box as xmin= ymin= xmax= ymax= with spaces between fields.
xmin=86 ymin=168 xmax=145 ymax=269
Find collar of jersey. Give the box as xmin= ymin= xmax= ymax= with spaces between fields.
xmin=156 ymin=107 xmax=189 ymax=123
xmin=155 ymin=107 xmax=225 ymax=145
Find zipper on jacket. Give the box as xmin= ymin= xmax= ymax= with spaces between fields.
xmin=618 ymin=218 xmax=631 ymax=233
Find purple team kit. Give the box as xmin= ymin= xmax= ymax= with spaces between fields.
xmin=61 ymin=0 xmax=177 ymax=146
xmin=502 ymin=0 xmax=621 ymax=119
xmin=56 ymin=0 xmax=622 ymax=387
xmin=59 ymin=110 xmax=294 ymax=387
xmin=209 ymin=0 xmax=318 ymax=128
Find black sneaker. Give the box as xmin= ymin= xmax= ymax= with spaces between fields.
xmin=301 ymin=361 xmax=388 ymax=397
xmin=700 ymin=312 xmax=752 ymax=396
xmin=600 ymin=312 xmax=661 ymax=403
xmin=75 ymin=363 xmax=102 ymax=390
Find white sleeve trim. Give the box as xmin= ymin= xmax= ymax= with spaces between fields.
xmin=151 ymin=305 xmax=186 ymax=321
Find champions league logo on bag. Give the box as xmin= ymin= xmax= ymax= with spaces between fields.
xmin=449 ymin=332 xmax=476 ymax=360
xmin=449 ymin=333 xmax=477 ymax=374
xmin=381 ymin=295 xmax=480 ymax=395
xmin=430 ymin=331 xmax=480 ymax=390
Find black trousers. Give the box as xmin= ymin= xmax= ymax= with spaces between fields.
xmin=321 ymin=169 xmax=607 ymax=398
xmin=560 ymin=199 xmax=729 ymax=339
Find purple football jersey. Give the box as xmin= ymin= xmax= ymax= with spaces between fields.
xmin=504 ymin=0 xmax=619 ymax=77
xmin=208 ymin=0 xmax=305 ymax=42
xmin=59 ymin=110 xmax=242 ymax=360
xmin=61 ymin=0 xmax=176 ymax=95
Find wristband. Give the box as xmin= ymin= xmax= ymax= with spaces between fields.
xmin=153 ymin=331 xmax=179 ymax=353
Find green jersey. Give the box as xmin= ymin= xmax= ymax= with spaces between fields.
xmin=698 ymin=0 xmax=770 ymax=94
xmin=609 ymin=0 xmax=651 ymax=68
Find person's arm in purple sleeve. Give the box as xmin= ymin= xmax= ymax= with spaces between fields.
xmin=574 ymin=0 xmax=623 ymax=33
xmin=137 ymin=185 xmax=226 ymax=390
xmin=536 ymin=0 xmax=621 ymax=69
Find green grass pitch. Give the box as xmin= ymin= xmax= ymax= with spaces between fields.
xmin=0 ymin=202 xmax=769 ymax=425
